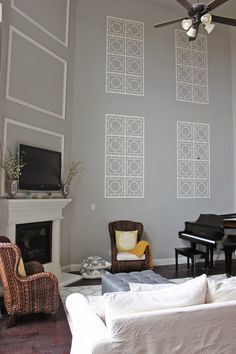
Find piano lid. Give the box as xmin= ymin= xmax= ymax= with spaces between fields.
xmin=195 ymin=214 xmax=224 ymax=229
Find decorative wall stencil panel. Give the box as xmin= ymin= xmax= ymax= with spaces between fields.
xmin=177 ymin=121 xmax=210 ymax=198
xmin=175 ymin=30 xmax=208 ymax=104
xmin=11 ymin=0 xmax=70 ymax=47
xmin=105 ymin=114 xmax=144 ymax=198
xmin=6 ymin=26 xmax=67 ymax=119
xmin=106 ymin=17 xmax=144 ymax=96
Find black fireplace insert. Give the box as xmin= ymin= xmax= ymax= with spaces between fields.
xmin=16 ymin=221 xmax=52 ymax=264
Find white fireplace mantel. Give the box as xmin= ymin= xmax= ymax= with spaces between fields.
xmin=0 ymin=198 xmax=81 ymax=286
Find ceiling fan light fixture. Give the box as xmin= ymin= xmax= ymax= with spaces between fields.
xmin=187 ymin=26 xmax=197 ymax=38
xmin=201 ymin=13 xmax=212 ymax=25
xmin=204 ymin=22 xmax=215 ymax=33
xmin=182 ymin=18 xmax=193 ymax=31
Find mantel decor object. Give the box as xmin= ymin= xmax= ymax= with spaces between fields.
xmin=61 ymin=183 xmax=70 ymax=198
xmin=0 ymin=144 xmax=25 ymax=198
xmin=7 ymin=179 xmax=18 ymax=198
xmin=61 ymin=161 xmax=83 ymax=198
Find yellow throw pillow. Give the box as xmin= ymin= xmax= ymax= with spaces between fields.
xmin=115 ymin=230 xmax=138 ymax=252
xmin=18 ymin=257 xmax=26 ymax=277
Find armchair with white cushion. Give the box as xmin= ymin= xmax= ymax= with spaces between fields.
xmin=108 ymin=220 xmax=151 ymax=273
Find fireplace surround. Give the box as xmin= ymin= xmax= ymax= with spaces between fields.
xmin=0 ymin=198 xmax=82 ymax=286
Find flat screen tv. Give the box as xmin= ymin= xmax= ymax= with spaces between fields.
xmin=19 ymin=144 xmax=61 ymax=191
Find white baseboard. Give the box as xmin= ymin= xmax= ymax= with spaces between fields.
xmin=61 ymin=264 xmax=81 ymax=272
xmin=61 ymin=253 xmax=226 ymax=272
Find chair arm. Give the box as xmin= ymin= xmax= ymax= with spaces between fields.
xmin=24 ymin=261 xmax=44 ymax=275
xmin=11 ymin=272 xmax=59 ymax=315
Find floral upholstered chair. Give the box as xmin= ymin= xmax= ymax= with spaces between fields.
xmin=108 ymin=220 xmax=151 ymax=273
xmin=0 ymin=236 xmax=59 ymax=327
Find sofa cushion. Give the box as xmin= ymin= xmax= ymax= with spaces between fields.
xmin=206 ymin=276 xmax=236 ymax=303
xmin=129 ymin=282 xmax=175 ymax=291
xmin=104 ymin=274 xmax=207 ymax=324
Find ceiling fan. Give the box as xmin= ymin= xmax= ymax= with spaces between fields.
xmin=154 ymin=0 xmax=236 ymax=40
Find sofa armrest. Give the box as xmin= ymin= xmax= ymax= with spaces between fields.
xmin=66 ymin=293 xmax=110 ymax=354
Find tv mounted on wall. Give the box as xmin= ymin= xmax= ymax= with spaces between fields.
xmin=19 ymin=144 xmax=61 ymax=191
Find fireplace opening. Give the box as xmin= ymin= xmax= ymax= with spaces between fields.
xmin=16 ymin=221 xmax=52 ymax=264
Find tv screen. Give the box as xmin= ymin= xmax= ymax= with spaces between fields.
xmin=19 ymin=144 xmax=61 ymax=191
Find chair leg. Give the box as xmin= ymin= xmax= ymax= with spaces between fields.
xmin=51 ymin=313 xmax=57 ymax=322
xmin=6 ymin=315 xmax=16 ymax=328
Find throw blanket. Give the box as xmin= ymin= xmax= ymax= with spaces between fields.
xmin=129 ymin=241 xmax=153 ymax=269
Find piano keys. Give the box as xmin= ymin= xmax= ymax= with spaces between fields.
xmin=178 ymin=213 xmax=236 ymax=276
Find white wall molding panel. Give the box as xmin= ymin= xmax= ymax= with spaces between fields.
xmin=105 ymin=114 xmax=144 ymax=198
xmin=106 ymin=16 xmax=144 ymax=96
xmin=175 ymin=30 xmax=208 ymax=104
xmin=11 ymin=0 xmax=70 ymax=47
xmin=177 ymin=121 xmax=210 ymax=198
xmin=6 ymin=26 xmax=67 ymax=119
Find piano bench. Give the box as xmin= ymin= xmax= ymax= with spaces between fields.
xmin=175 ymin=247 xmax=209 ymax=277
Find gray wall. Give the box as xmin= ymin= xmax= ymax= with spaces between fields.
xmin=0 ymin=0 xmax=235 ymax=267
xmin=231 ymin=28 xmax=236 ymax=208
xmin=70 ymin=0 xmax=235 ymax=264
xmin=0 ymin=0 xmax=76 ymax=266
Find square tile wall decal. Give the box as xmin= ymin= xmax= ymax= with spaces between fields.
xmin=105 ymin=114 xmax=144 ymax=198
xmin=106 ymin=17 xmax=144 ymax=96
xmin=175 ymin=30 xmax=208 ymax=104
xmin=177 ymin=121 xmax=210 ymax=198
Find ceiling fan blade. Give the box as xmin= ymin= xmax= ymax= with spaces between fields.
xmin=206 ymin=0 xmax=229 ymax=12
xmin=212 ymin=14 xmax=236 ymax=26
xmin=154 ymin=17 xmax=186 ymax=28
xmin=176 ymin=0 xmax=193 ymax=12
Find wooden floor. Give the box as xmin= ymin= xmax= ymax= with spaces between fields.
xmin=69 ymin=259 xmax=236 ymax=286
xmin=0 ymin=300 xmax=71 ymax=354
xmin=0 ymin=260 xmax=235 ymax=353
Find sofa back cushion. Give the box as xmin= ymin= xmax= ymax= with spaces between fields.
xmin=105 ymin=274 xmax=207 ymax=324
xmin=206 ymin=276 xmax=236 ymax=303
xmin=129 ymin=282 xmax=175 ymax=292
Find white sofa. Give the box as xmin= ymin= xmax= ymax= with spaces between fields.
xmin=66 ymin=275 xmax=236 ymax=354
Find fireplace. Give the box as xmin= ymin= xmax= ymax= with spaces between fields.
xmin=16 ymin=221 xmax=52 ymax=264
xmin=0 ymin=198 xmax=82 ymax=286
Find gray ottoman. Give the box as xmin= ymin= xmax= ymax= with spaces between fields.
xmin=102 ymin=270 xmax=172 ymax=294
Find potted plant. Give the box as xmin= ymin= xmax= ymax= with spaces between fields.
xmin=0 ymin=145 xmax=25 ymax=198
xmin=61 ymin=160 xmax=83 ymax=198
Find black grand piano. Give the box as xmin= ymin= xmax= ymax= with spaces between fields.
xmin=178 ymin=213 xmax=236 ymax=276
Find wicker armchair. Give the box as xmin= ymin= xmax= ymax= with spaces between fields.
xmin=0 ymin=236 xmax=59 ymax=327
xmin=109 ymin=220 xmax=151 ymax=273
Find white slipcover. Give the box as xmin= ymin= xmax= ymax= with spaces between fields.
xmin=66 ymin=292 xmax=236 ymax=354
